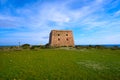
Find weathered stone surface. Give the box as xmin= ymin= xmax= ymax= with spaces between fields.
xmin=49 ymin=30 xmax=74 ymax=47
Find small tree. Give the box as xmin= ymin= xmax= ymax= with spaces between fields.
xmin=45 ymin=43 xmax=50 ymax=48
xmin=94 ymin=45 xmax=105 ymax=49
xmin=111 ymin=46 xmax=119 ymax=50
xmin=21 ymin=44 xmax=30 ymax=49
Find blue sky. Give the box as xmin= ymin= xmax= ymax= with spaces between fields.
xmin=0 ymin=0 xmax=120 ymax=45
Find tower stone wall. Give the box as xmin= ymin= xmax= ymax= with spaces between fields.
xmin=49 ymin=30 xmax=74 ymax=47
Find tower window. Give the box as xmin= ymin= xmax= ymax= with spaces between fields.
xmin=58 ymin=38 xmax=60 ymax=41
xmin=66 ymin=34 xmax=68 ymax=36
xmin=58 ymin=34 xmax=60 ymax=36
xmin=66 ymin=38 xmax=69 ymax=41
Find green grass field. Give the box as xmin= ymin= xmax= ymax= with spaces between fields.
xmin=0 ymin=49 xmax=120 ymax=80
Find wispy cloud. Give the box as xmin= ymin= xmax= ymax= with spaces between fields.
xmin=114 ymin=10 xmax=120 ymax=17
xmin=0 ymin=0 xmax=120 ymax=45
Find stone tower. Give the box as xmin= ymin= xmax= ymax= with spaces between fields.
xmin=49 ymin=30 xmax=74 ymax=47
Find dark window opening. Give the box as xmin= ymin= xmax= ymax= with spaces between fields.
xmin=58 ymin=34 xmax=60 ymax=36
xmin=66 ymin=34 xmax=68 ymax=36
xmin=58 ymin=38 xmax=60 ymax=41
xmin=66 ymin=38 xmax=69 ymax=41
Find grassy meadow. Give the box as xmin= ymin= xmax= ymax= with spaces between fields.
xmin=0 ymin=49 xmax=120 ymax=80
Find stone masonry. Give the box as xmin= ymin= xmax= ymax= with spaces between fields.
xmin=49 ymin=30 xmax=74 ymax=47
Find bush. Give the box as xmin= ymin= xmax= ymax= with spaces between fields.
xmin=21 ymin=44 xmax=30 ymax=49
xmin=111 ymin=46 xmax=120 ymax=50
xmin=94 ymin=45 xmax=106 ymax=49
xmin=75 ymin=45 xmax=85 ymax=49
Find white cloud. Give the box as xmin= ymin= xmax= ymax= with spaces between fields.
xmin=0 ymin=0 xmax=106 ymax=29
xmin=76 ymin=33 xmax=120 ymax=45
xmin=1 ymin=0 xmax=120 ymax=45
xmin=114 ymin=10 xmax=120 ymax=17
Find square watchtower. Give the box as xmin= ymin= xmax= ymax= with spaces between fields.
xmin=49 ymin=30 xmax=74 ymax=47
